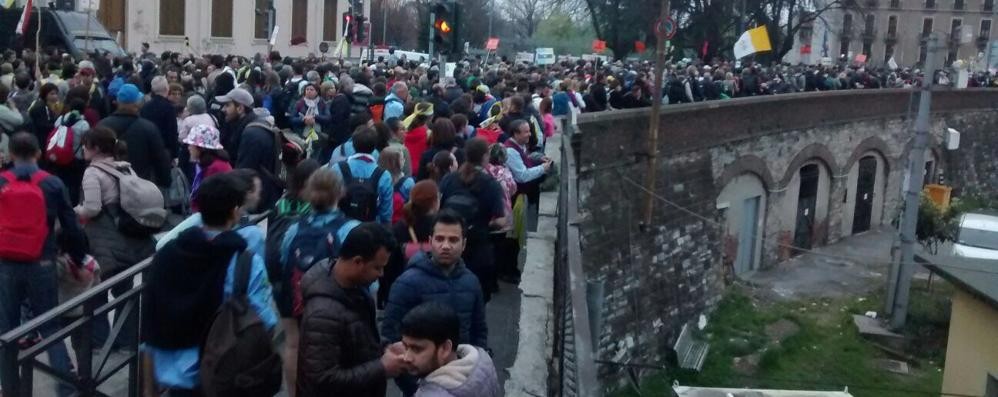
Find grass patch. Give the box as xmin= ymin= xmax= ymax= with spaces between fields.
xmin=611 ymin=283 xmax=950 ymax=397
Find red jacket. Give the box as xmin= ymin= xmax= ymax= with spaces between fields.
xmin=404 ymin=125 xmax=429 ymax=175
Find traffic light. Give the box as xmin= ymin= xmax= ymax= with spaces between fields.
xmin=343 ymin=12 xmax=354 ymax=42
xmin=355 ymin=16 xmax=369 ymax=44
xmin=432 ymin=0 xmax=460 ymax=56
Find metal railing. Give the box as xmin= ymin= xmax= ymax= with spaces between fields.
xmin=0 ymin=212 xmax=269 ymax=396
xmin=552 ymin=121 xmax=600 ymax=397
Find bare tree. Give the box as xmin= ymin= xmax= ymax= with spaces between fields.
xmin=502 ymin=0 xmax=562 ymax=38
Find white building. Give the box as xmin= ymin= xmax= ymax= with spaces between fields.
xmin=93 ymin=0 xmax=370 ymax=57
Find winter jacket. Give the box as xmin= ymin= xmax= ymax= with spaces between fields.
xmin=142 ymin=228 xmax=276 ymax=389
xmin=289 ymin=98 xmax=332 ymax=137
xmin=351 ymin=84 xmax=374 ymax=116
xmin=381 ymin=252 xmax=488 ymax=348
xmin=53 ymin=112 xmax=90 ymax=160
xmin=140 ymin=94 xmax=180 ymax=159
xmin=28 ymin=101 xmax=58 ymax=148
xmin=297 ymin=261 xmax=387 ymax=397
xmin=96 ymin=112 xmax=172 ymax=188
xmin=327 ymin=93 xmax=353 ymax=145
xmin=383 ymin=93 xmax=405 ymax=120
xmin=0 ymin=104 xmax=22 ymax=133
xmin=404 ymin=125 xmax=430 ymax=176
xmin=414 ymin=345 xmax=500 ymax=397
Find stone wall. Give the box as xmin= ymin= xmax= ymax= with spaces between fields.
xmin=572 ymin=89 xmax=998 ymax=389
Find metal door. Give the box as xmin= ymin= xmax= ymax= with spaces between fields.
xmin=98 ymin=0 xmax=126 ymax=47
xmin=793 ymin=164 xmax=820 ymax=255
xmin=735 ymin=196 xmax=761 ymax=275
xmin=852 ymin=156 xmax=877 ymax=234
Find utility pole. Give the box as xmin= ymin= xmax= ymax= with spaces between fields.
xmin=890 ymin=33 xmax=938 ymax=330
xmin=382 ymin=0 xmax=388 ymax=46
xmin=428 ymin=9 xmax=435 ymax=57
xmin=642 ymin=0 xmax=670 ymax=225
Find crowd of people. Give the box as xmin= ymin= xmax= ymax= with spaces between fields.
xmin=0 ymin=46 xmax=575 ymax=397
xmin=2 ymin=44 xmax=997 ymax=397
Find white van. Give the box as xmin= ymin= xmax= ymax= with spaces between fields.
xmin=952 ymin=212 xmax=998 ymax=260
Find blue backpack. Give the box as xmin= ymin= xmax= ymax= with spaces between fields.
xmin=288 ymin=216 xmax=348 ymax=316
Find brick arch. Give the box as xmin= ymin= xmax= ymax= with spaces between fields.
xmin=844 ymin=136 xmax=896 ymax=175
xmin=778 ymin=143 xmax=839 ymax=188
xmin=718 ymin=155 xmax=776 ymax=191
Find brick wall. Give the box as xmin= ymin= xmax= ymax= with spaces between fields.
xmin=573 ymin=89 xmax=998 ymax=389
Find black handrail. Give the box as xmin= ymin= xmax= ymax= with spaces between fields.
xmin=0 ymin=211 xmax=270 ymax=397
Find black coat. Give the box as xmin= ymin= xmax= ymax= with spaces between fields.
xmin=140 ymin=94 xmax=180 ymax=159
xmin=234 ymin=114 xmax=280 ymax=211
xmin=297 ymin=261 xmax=386 ymax=397
xmin=96 ymin=112 xmax=172 ymax=187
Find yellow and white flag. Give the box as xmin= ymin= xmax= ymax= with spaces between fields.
xmin=733 ymin=26 xmax=772 ymax=59
xmin=2 ymin=0 xmax=15 ymax=9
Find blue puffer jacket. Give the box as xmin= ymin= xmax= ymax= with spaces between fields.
xmin=381 ymin=252 xmax=487 ymax=348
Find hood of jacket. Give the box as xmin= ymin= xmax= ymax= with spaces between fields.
xmin=419 ymin=345 xmax=498 ymax=397
xmin=354 ymin=84 xmax=374 ymax=95
xmin=0 ymin=104 xmax=23 ymax=131
xmin=408 ymin=251 xmax=469 ymax=280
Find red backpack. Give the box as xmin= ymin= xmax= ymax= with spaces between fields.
xmin=0 ymin=171 xmax=50 ymax=262
xmin=45 ymin=124 xmax=76 ymax=166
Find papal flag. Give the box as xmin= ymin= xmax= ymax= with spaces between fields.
xmin=2 ymin=0 xmax=14 ymax=9
xmin=733 ymin=26 xmax=772 ymax=59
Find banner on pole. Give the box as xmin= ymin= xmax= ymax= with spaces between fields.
xmin=515 ymin=51 xmax=535 ymax=64
xmin=486 ymin=37 xmax=500 ymax=50
xmin=592 ymin=39 xmax=606 ymax=53
xmin=270 ymin=26 xmax=280 ymax=46
xmin=535 ymin=47 xmax=555 ymax=65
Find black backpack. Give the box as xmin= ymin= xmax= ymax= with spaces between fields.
xmin=337 ymin=162 xmax=386 ymax=222
xmin=443 ymin=177 xmax=480 ymax=233
xmin=264 ymin=199 xmax=308 ymax=290
xmin=199 ymin=251 xmax=282 ymax=397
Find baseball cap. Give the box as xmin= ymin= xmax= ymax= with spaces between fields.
xmin=117 ymin=84 xmax=143 ymax=104
xmin=214 ymin=88 xmax=254 ymax=107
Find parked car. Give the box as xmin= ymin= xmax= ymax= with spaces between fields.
xmin=951 ymin=212 xmax=998 ymax=260
xmin=0 ymin=7 xmax=126 ymax=60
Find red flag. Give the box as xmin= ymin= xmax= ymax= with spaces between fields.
xmin=635 ymin=41 xmax=646 ymax=53
xmin=16 ymin=0 xmax=32 ymax=35
xmin=701 ymin=40 xmax=709 ymax=58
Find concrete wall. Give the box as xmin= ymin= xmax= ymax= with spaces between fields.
xmin=121 ymin=0 xmax=366 ymax=57
xmin=572 ymin=89 xmax=998 ymax=389
xmin=941 ymin=289 xmax=998 ymax=397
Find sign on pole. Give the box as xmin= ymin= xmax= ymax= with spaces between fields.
xmin=655 ymin=16 xmax=677 ymax=40
xmin=486 ymin=37 xmax=500 ymax=51
xmin=270 ymin=26 xmax=280 ymax=46
xmin=535 ymin=47 xmax=555 ymax=65
xmin=592 ymin=39 xmax=606 ymax=53
xmin=515 ymin=51 xmax=535 ymax=64
xmin=445 ymin=62 xmax=457 ymax=77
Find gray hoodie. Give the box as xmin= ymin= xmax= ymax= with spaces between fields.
xmin=0 ymin=104 xmax=23 ymax=164
xmin=414 ymin=345 xmax=500 ymax=397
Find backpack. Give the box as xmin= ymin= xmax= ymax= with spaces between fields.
xmin=199 ymin=251 xmax=282 ymax=397
xmin=90 ymin=162 xmax=167 ymax=236
xmin=264 ymin=199 xmax=308 ymax=299
xmin=288 ymin=216 xmax=348 ymax=316
xmin=391 ymin=177 xmax=410 ymax=224
xmin=371 ymin=97 xmax=400 ymax=123
xmin=337 ymin=161 xmax=386 ymax=222
xmin=0 ymin=171 xmax=50 ymax=262
xmin=45 ymin=124 xmax=77 ymax=166
xmin=246 ymin=121 xmax=291 ymax=189
xmin=443 ymin=177 xmax=480 ymax=233
xmin=164 ymin=166 xmax=191 ymax=215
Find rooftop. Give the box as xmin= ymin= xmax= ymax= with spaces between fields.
xmin=920 ymin=253 xmax=998 ymax=309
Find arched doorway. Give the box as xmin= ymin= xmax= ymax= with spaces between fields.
xmin=852 ymin=155 xmax=878 ymax=234
xmin=790 ymin=161 xmax=831 ymax=255
xmin=717 ymin=173 xmax=767 ymax=276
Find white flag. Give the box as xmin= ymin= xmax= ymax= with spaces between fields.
xmin=888 ymin=56 xmax=898 ymax=70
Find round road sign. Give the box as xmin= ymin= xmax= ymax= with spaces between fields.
xmin=656 ymin=17 xmax=677 ymax=40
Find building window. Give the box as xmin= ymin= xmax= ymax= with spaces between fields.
xmin=840 ymin=40 xmax=850 ymax=57
xmin=982 ymin=19 xmax=992 ymax=39
xmin=986 ymin=374 xmax=998 ymax=397
xmin=919 ymin=44 xmax=927 ymax=64
xmin=323 ymin=0 xmax=338 ymax=41
xmin=863 ymin=41 xmax=873 ymax=56
xmin=211 ymin=0 xmax=233 ymax=38
xmin=890 ymin=0 xmax=901 ymax=8
xmin=864 ymin=14 xmax=876 ymax=37
xmin=922 ymin=17 xmax=934 ymax=37
xmin=986 ymin=0 xmax=995 ymax=12
xmin=884 ymin=43 xmax=895 ymax=61
xmin=926 ymin=0 xmax=936 ymax=8
xmin=951 ymin=18 xmax=962 ymax=37
xmin=255 ymin=0 xmax=272 ymax=40
xmin=291 ymin=0 xmax=308 ymax=43
xmin=888 ymin=15 xmax=898 ymax=35
xmin=954 ymin=0 xmax=964 ymax=10
xmin=159 ymin=0 xmax=185 ymax=36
